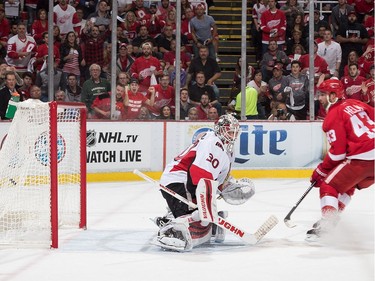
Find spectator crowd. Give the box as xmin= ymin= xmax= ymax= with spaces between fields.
xmin=0 ymin=0 xmax=373 ymax=121
xmin=244 ymin=0 xmax=374 ymax=120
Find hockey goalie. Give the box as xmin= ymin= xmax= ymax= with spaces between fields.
xmin=152 ymin=114 xmax=255 ymax=251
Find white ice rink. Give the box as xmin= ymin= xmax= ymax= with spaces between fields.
xmin=1 ymin=179 xmax=374 ymax=281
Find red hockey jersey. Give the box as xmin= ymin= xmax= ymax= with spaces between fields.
xmin=321 ymin=99 xmax=375 ymax=171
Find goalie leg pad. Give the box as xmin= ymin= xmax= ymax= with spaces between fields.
xmin=196 ymin=178 xmax=219 ymax=223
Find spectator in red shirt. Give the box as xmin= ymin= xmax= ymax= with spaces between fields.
xmin=163 ymin=39 xmax=191 ymax=73
xmin=147 ymin=74 xmax=175 ymax=118
xmin=34 ymin=32 xmax=61 ymax=72
xmin=195 ymin=92 xmax=211 ymax=120
xmin=31 ymin=8 xmax=48 ymax=45
xmin=0 ymin=7 xmax=10 ymax=49
xmin=361 ymin=65 xmax=374 ymax=106
xmin=343 ymin=50 xmax=367 ymax=78
xmin=341 ymin=62 xmax=367 ymax=101
xmin=130 ymin=42 xmax=163 ymax=94
xmin=300 ymin=41 xmax=330 ymax=88
xmin=123 ymin=78 xmax=155 ymax=119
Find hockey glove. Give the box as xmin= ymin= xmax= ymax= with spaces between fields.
xmin=311 ymin=164 xmax=330 ymax=187
xmin=220 ymin=178 xmax=255 ymax=205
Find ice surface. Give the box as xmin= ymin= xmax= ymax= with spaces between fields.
xmin=0 ymin=179 xmax=373 ymax=281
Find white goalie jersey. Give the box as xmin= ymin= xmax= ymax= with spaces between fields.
xmin=160 ymin=131 xmax=234 ymax=188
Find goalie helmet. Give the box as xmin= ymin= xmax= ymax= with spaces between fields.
xmin=214 ymin=114 xmax=240 ymax=153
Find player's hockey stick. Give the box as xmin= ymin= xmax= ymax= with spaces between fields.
xmin=284 ymin=181 xmax=316 ymax=228
xmin=133 ymin=169 xmax=278 ymax=245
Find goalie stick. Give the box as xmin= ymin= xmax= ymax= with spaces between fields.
xmin=133 ymin=169 xmax=278 ymax=245
xmin=284 ymin=181 xmax=316 ymax=228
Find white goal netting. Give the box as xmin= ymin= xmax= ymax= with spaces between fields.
xmin=0 ymin=100 xmax=86 ymax=247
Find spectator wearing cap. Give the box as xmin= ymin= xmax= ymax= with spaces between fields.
xmin=81 ymin=64 xmax=111 ymax=117
xmin=116 ymin=43 xmax=135 ymax=74
xmin=336 ymin=10 xmax=369 ymax=77
xmin=268 ymin=63 xmax=289 ymax=104
xmin=131 ymin=25 xmax=157 ymax=55
xmin=130 ymin=42 xmax=163 ymax=94
xmin=260 ymin=39 xmax=289 ymax=83
xmin=190 ymin=3 xmax=218 ymax=60
xmin=331 ymin=0 xmax=355 ymax=37
xmin=123 ymin=78 xmax=155 ymax=119
xmin=146 ymin=3 xmax=165 ymax=39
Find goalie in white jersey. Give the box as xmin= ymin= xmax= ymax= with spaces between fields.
xmin=154 ymin=114 xmax=255 ymax=251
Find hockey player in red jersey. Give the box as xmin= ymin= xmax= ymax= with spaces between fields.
xmin=153 ymin=114 xmax=255 ymax=251
xmin=307 ymin=77 xmax=375 ymax=240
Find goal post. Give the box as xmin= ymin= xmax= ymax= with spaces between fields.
xmin=0 ymin=100 xmax=87 ymax=248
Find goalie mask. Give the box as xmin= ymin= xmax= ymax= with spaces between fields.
xmin=214 ymin=114 xmax=240 ymax=153
xmin=317 ymin=78 xmax=345 ymax=108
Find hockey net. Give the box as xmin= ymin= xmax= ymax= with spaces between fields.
xmin=0 ymin=101 xmax=87 ymax=248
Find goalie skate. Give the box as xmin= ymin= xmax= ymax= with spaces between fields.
xmin=152 ymin=219 xmax=192 ymax=252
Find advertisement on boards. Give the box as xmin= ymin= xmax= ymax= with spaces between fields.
xmin=86 ymin=122 xmax=164 ymax=172
xmin=165 ymin=122 xmax=324 ymax=169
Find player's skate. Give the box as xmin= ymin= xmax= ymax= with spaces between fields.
xmin=152 ymin=218 xmax=192 ymax=252
xmin=306 ymin=216 xmax=340 ymax=242
xmin=211 ymin=211 xmax=228 ymax=243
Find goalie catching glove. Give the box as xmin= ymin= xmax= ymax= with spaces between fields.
xmin=220 ymin=177 xmax=255 ymax=205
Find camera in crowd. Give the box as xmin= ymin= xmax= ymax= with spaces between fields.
xmin=276 ymin=108 xmax=286 ymax=117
